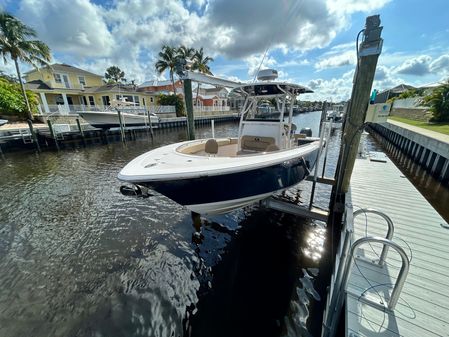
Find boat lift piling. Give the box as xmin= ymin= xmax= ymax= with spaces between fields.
xmin=46 ymin=119 xmax=60 ymax=151
xmin=27 ymin=119 xmax=41 ymax=153
xmin=75 ymin=118 xmax=86 ymax=147
xmin=211 ymin=119 xmax=215 ymax=138
xmin=117 ymin=109 xmax=126 ymax=143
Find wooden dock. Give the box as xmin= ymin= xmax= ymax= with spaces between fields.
xmin=346 ymin=155 xmax=449 ymax=336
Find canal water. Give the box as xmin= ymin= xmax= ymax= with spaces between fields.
xmin=0 ymin=111 xmax=336 ymax=337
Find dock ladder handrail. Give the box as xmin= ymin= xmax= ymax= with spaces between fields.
xmin=342 ymin=236 xmax=410 ymax=311
xmin=322 ymin=208 xmax=409 ymax=337
xmin=353 ymin=208 xmax=394 ymax=266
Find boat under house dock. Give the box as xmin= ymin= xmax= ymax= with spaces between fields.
xmin=342 ymin=155 xmax=449 ymax=337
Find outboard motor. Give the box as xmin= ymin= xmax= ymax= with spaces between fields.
xmin=299 ymin=127 xmax=312 ymax=137
xmin=120 ymin=185 xmax=152 ymax=198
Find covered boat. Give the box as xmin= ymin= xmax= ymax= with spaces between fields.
xmin=78 ymin=98 xmax=159 ymax=129
xmin=118 ymin=70 xmax=321 ymax=214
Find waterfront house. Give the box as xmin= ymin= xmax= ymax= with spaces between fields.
xmin=137 ymin=79 xmax=184 ymax=96
xmin=24 ymin=64 xmax=156 ymax=114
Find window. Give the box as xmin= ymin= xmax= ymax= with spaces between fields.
xmin=142 ymin=98 xmax=146 ymax=106
xmin=82 ymin=96 xmax=88 ymax=105
xmin=150 ymin=97 xmax=154 ymax=103
xmin=78 ymin=76 xmax=86 ymax=85
xmin=88 ymin=96 xmax=95 ymax=106
xmin=102 ymin=96 xmax=110 ymax=106
xmin=134 ymin=96 xmax=140 ymax=106
xmin=54 ymin=73 xmax=62 ymax=83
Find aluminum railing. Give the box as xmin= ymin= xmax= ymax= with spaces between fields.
xmin=321 ymin=207 xmax=409 ymax=337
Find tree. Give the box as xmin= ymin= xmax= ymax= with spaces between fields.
xmin=420 ymin=80 xmax=449 ymax=122
xmin=157 ymin=93 xmax=185 ymax=117
xmin=177 ymin=45 xmax=195 ymax=64
xmin=155 ymin=46 xmax=178 ymax=94
xmin=105 ymin=65 xmax=126 ymax=83
xmin=0 ymin=77 xmax=38 ymax=119
xmin=191 ymin=47 xmax=214 ymax=107
xmin=0 ymin=12 xmax=51 ymax=120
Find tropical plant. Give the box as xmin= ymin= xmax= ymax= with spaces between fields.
xmin=0 ymin=77 xmax=38 ymax=119
xmin=0 ymin=11 xmax=51 ymax=120
xmin=191 ymin=47 xmax=214 ymax=106
xmin=105 ymin=65 xmax=126 ymax=84
xmin=157 ymin=94 xmax=185 ymax=117
xmin=420 ymin=80 xmax=449 ymax=122
xmin=155 ymin=45 xmax=179 ymax=94
xmin=177 ymin=45 xmax=195 ymax=64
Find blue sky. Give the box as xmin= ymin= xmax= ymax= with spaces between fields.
xmin=1 ymin=0 xmax=448 ymax=101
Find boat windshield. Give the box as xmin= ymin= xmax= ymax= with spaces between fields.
xmin=244 ymin=104 xmax=281 ymax=121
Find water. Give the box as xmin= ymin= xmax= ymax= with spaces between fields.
xmin=0 ymin=111 xmax=339 ymax=337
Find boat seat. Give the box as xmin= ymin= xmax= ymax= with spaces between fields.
xmin=205 ymin=139 xmax=218 ymax=154
xmin=241 ymin=135 xmax=276 ymax=152
xmin=265 ymin=144 xmax=280 ymax=152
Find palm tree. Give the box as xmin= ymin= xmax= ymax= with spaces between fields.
xmin=177 ymin=45 xmax=195 ymax=64
xmin=155 ymin=45 xmax=178 ymax=95
xmin=0 ymin=12 xmax=51 ymax=120
xmin=191 ymin=47 xmax=214 ymax=107
xmin=420 ymin=80 xmax=449 ymax=122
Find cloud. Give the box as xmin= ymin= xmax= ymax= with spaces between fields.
xmin=17 ymin=0 xmax=113 ymax=57
xmin=10 ymin=0 xmax=392 ymax=82
xmin=429 ymin=54 xmax=449 ymax=74
xmin=395 ymin=55 xmax=432 ymax=76
xmin=315 ymin=50 xmax=356 ymax=70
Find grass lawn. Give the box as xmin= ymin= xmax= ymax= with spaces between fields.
xmin=388 ymin=116 xmax=449 ymax=136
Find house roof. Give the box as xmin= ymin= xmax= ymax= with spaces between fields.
xmin=83 ymin=83 xmax=144 ymax=94
xmin=24 ymin=80 xmax=52 ymax=90
xmin=25 ymin=63 xmax=103 ymax=78
xmin=138 ymin=79 xmax=184 ymax=88
xmin=193 ymin=94 xmax=219 ymax=99
xmin=382 ymin=84 xmax=416 ymax=94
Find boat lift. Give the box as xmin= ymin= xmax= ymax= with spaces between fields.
xmin=260 ymin=102 xmax=335 ymax=222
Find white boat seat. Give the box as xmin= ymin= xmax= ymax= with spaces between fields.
xmin=205 ymin=139 xmax=219 ymax=154
xmin=265 ymin=144 xmax=280 ymax=152
xmin=241 ymin=135 xmax=275 ymax=152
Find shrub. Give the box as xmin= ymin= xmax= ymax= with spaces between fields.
xmin=157 ymin=94 xmax=185 ymax=117
xmin=0 ymin=78 xmax=38 ymax=119
xmin=420 ymin=81 xmax=449 ymax=122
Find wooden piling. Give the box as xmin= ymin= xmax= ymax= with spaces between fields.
xmin=27 ymin=119 xmax=41 ymax=153
xmin=184 ymin=78 xmax=195 ymax=140
xmin=76 ymin=118 xmax=86 ymax=147
xmin=117 ymin=109 xmax=126 ymax=143
xmin=335 ymin=15 xmax=383 ymax=195
xmin=47 ymin=119 xmax=60 ymax=150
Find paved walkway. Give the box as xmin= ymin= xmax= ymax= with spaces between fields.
xmin=388 ymin=119 xmax=449 ymax=145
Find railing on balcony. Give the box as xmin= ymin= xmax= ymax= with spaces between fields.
xmin=39 ymin=104 xmax=176 ymax=115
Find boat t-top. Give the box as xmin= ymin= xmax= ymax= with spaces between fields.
xmin=118 ymin=69 xmax=321 ymax=214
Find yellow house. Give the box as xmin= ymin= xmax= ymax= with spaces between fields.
xmin=24 ymin=63 xmax=157 ymax=114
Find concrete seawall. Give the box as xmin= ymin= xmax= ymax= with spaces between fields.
xmin=368 ymin=121 xmax=449 ymax=185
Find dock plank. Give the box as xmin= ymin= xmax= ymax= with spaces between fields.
xmin=346 ymin=157 xmax=449 ymax=337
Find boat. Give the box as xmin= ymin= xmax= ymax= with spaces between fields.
xmin=118 ymin=69 xmax=322 ymax=214
xmin=78 ymin=98 xmax=159 ymax=129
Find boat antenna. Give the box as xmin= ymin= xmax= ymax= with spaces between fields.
xmin=252 ymin=0 xmax=305 ymax=82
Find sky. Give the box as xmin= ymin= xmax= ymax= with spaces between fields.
xmin=1 ymin=0 xmax=448 ymax=101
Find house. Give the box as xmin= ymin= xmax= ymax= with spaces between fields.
xmin=193 ymin=86 xmax=230 ymax=111
xmin=24 ymin=63 xmax=156 ymax=113
xmin=374 ymin=84 xmax=416 ymax=103
xmin=137 ymin=79 xmax=184 ymax=96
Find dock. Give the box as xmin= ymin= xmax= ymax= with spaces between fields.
xmin=346 ymin=155 xmax=449 ymax=337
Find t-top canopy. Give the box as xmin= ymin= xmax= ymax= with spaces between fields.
xmin=230 ymin=82 xmax=313 ymax=97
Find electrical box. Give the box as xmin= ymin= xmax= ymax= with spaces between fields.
xmin=365 ymin=103 xmax=391 ymax=123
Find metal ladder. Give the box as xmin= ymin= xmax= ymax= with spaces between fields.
xmin=321 ymin=207 xmax=410 ymax=337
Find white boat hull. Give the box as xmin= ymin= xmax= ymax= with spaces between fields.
xmin=78 ymin=111 xmax=159 ymax=129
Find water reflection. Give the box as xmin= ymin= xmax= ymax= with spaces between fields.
xmin=0 ymin=113 xmax=331 ymax=337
